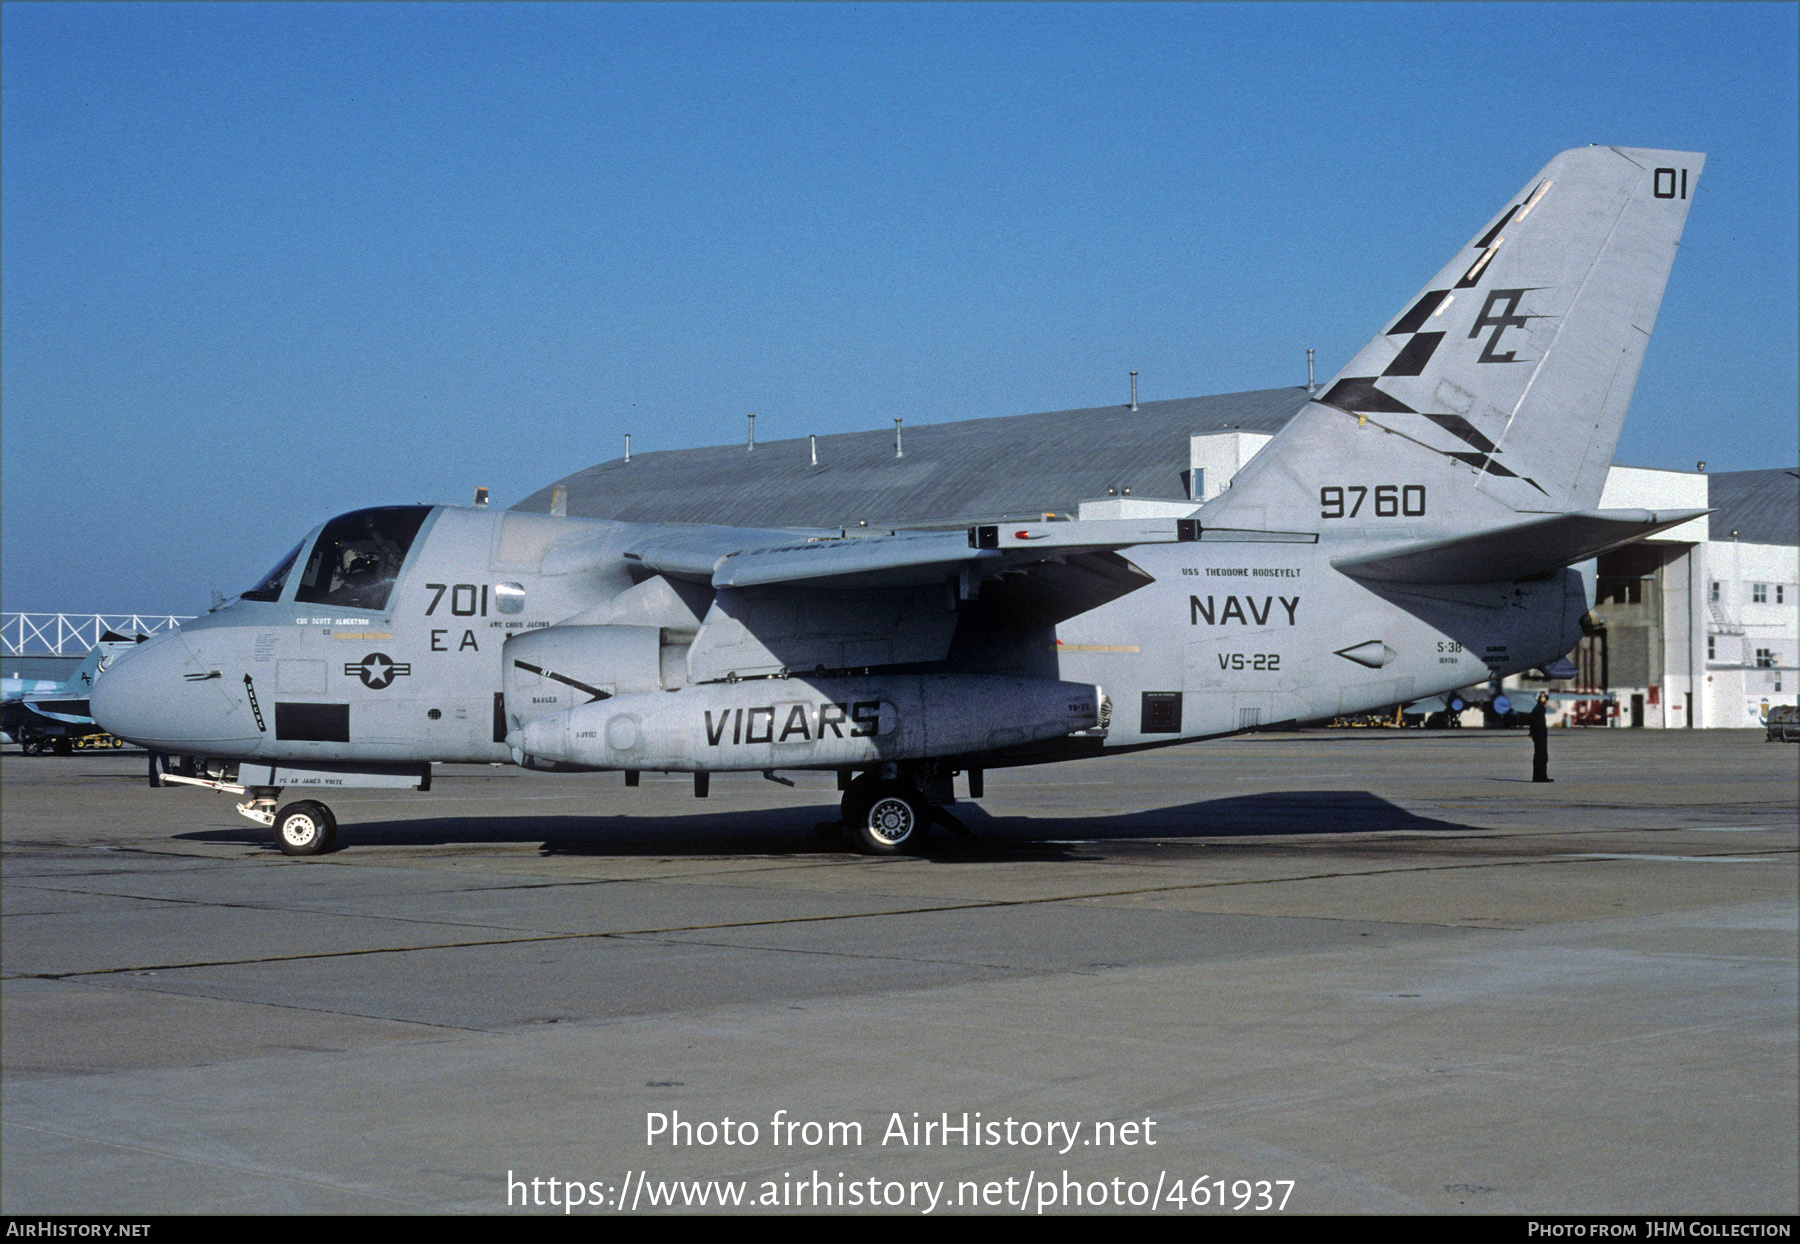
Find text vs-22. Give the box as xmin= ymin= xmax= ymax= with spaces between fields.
xmin=1217 ymin=653 xmax=1282 ymax=670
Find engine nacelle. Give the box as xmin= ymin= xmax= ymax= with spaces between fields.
xmin=502 ymin=625 xmax=665 ymax=728
xmin=509 ymin=674 xmax=1099 ymax=771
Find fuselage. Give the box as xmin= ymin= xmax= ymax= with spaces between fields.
xmin=93 ymin=503 xmax=1590 ymax=770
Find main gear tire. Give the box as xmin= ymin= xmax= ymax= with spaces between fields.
xmin=842 ymin=779 xmax=929 ymax=856
xmin=274 ymin=801 xmax=338 ymax=856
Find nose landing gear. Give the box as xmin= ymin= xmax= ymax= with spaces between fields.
xmin=152 ymin=757 xmax=430 ymax=854
xmin=152 ymin=762 xmax=346 ymax=856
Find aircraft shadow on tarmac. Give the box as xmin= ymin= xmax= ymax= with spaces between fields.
xmin=174 ymin=790 xmax=1478 ymax=858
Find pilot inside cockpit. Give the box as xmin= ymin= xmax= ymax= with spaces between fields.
xmin=335 ymin=538 xmax=395 ymax=594
xmin=289 ymin=506 xmax=432 ymax=612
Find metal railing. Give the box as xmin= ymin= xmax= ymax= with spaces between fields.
xmin=1 ymin=613 xmax=193 ymax=657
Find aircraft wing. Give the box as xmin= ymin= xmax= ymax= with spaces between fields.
xmin=19 ymin=698 xmax=94 ymax=726
xmin=1330 ymin=508 xmax=1708 ymax=585
xmin=625 ymin=518 xmax=1197 ymax=591
xmin=614 ymin=518 xmax=1200 ymax=682
xmin=620 ymin=525 xmax=836 ymax=582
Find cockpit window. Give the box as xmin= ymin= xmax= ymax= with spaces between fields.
xmin=241 ymin=542 xmax=303 ymax=602
xmin=294 ymin=506 xmax=431 ymax=612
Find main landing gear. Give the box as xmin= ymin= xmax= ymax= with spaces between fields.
xmin=841 ymin=774 xmax=929 ymax=855
xmin=834 ymin=765 xmax=975 ymax=856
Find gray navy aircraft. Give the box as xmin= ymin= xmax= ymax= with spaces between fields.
xmin=94 ymin=146 xmax=1707 ymax=856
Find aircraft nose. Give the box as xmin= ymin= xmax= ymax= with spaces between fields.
xmin=92 ymin=632 xmax=265 ymax=752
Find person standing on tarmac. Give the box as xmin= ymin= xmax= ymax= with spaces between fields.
xmin=1530 ymin=691 xmax=1552 ymax=783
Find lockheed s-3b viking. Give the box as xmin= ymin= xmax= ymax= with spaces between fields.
xmin=93 ymin=146 xmax=1708 ymax=856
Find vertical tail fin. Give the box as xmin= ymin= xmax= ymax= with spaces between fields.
xmin=65 ymin=644 xmax=110 ymax=691
xmin=1207 ymin=146 xmax=1703 ymax=530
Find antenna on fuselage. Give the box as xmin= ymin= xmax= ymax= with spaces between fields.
xmin=473 ymin=487 xmax=489 ymax=507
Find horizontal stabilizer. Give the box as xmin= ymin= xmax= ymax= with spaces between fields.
xmin=1330 ymin=508 xmax=1707 ymax=584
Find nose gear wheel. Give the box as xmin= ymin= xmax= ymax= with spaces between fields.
xmin=274 ymin=801 xmax=338 ymax=856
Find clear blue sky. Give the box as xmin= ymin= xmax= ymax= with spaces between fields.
xmin=4 ymin=2 xmax=1795 ymax=615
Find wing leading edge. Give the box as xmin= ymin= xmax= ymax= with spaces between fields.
xmin=623 ymin=517 xmax=1199 ymax=592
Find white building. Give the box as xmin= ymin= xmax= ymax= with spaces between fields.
xmin=1479 ymin=465 xmax=1794 ymax=728
xmin=1699 ymin=471 xmax=1799 ymax=728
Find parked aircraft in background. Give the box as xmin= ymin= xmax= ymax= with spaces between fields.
xmin=93 ymin=146 xmax=1706 ymax=856
xmin=4 ymin=635 xmax=142 ymax=754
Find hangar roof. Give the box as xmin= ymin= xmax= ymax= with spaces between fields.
xmin=513 ymin=387 xmax=1312 ymax=529
xmin=1706 ymin=468 xmax=1799 ymax=548
xmin=514 ymin=385 xmax=1797 ymax=549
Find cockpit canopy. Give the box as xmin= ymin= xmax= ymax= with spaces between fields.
xmin=241 ymin=506 xmax=432 ymax=613
xmin=240 ymin=542 xmax=302 ymax=603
